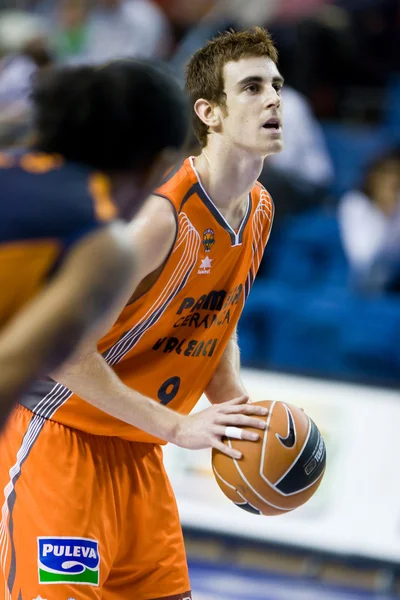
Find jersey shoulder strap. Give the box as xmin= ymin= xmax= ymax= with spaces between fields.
xmin=155 ymin=158 xmax=200 ymax=213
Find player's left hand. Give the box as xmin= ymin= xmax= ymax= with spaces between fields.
xmin=171 ymin=395 xmax=268 ymax=459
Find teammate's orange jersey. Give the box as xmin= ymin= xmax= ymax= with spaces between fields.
xmin=22 ymin=157 xmax=274 ymax=443
xmin=0 ymin=151 xmax=117 ymax=328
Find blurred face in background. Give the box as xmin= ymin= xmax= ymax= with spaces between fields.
xmin=59 ymin=0 xmax=88 ymax=30
xmin=368 ymin=158 xmax=400 ymax=216
xmin=219 ymin=55 xmax=284 ymax=157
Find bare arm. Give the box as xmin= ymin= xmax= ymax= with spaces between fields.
xmin=0 ymin=221 xmax=136 ymax=428
xmin=54 ymin=196 xmax=267 ymax=457
xmin=205 ymin=327 xmax=248 ymax=405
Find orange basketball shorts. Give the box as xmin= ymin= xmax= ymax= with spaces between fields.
xmin=0 ymin=405 xmax=191 ymax=600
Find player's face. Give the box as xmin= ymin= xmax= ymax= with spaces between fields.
xmin=220 ymin=56 xmax=284 ymax=156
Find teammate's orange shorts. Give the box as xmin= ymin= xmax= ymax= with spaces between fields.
xmin=0 ymin=405 xmax=191 ymax=600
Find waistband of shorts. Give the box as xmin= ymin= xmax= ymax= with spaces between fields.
xmin=15 ymin=403 xmax=161 ymax=450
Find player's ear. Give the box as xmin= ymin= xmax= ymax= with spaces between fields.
xmin=194 ymin=98 xmax=221 ymax=129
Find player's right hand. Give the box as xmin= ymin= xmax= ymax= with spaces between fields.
xmin=172 ymin=396 xmax=268 ymax=459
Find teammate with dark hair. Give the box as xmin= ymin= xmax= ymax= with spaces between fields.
xmin=32 ymin=59 xmax=189 ymax=183
xmin=0 ymin=58 xmax=189 ymax=429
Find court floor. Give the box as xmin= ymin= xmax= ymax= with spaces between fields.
xmin=189 ymin=561 xmax=397 ymax=600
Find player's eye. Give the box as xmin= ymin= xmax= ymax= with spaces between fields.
xmin=273 ymin=83 xmax=283 ymax=94
xmin=245 ymin=84 xmax=260 ymax=94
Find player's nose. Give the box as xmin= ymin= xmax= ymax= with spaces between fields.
xmin=264 ymin=88 xmax=281 ymax=109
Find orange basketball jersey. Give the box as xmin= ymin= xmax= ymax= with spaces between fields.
xmin=21 ymin=157 xmax=274 ymax=443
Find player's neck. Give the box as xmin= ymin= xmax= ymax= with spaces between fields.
xmin=193 ymin=141 xmax=264 ymax=213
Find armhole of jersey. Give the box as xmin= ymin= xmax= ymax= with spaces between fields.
xmin=146 ymin=191 xmax=179 ymax=264
xmin=159 ymin=159 xmax=185 ymax=186
xmin=266 ymin=190 xmax=275 ymax=236
xmin=124 ymin=193 xmax=179 ymax=307
xmin=270 ymin=195 xmax=275 ymax=231
xmin=257 ymin=181 xmax=275 ymax=233
xmin=152 ymin=192 xmax=179 ymax=233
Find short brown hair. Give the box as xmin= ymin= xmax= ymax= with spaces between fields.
xmin=185 ymin=27 xmax=278 ymax=147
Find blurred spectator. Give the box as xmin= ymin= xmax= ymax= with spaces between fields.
xmin=337 ymin=0 xmax=400 ymax=74
xmin=338 ymin=149 xmax=400 ymax=293
xmin=0 ymin=10 xmax=49 ymax=147
xmin=32 ymin=0 xmax=172 ymax=62
xmin=29 ymin=0 xmax=58 ymax=19
xmin=270 ymin=0 xmax=399 ymax=120
xmin=52 ymin=0 xmax=90 ymax=62
xmin=270 ymin=5 xmax=362 ymax=118
xmin=0 ymin=53 xmax=35 ymax=146
xmin=260 ymin=85 xmax=334 ymax=221
xmin=154 ymin=0 xmax=216 ymax=43
xmin=206 ymin=0 xmax=279 ymax=29
xmin=80 ymin=0 xmax=172 ymax=63
xmin=274 ymin=0 xmax=332 ymax=22
xmin=24 ymin=37 xmax=53 ymax=69
xmin=160 ymin=0 xmax=279 ymax=48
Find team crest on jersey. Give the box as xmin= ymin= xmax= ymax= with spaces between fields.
xmin=202 ymin=228 xmax=215 ymax=252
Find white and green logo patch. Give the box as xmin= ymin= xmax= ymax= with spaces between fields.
xmin=37 ymin=537 xmax=99 ymax=585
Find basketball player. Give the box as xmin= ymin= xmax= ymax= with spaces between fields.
xmin=0 ymin=59 xmax=189 ymax=429
xmin=0 ymin=28 xmax=283 ymax=599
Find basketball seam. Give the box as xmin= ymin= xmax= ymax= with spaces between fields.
xmin=212 ymin=465 xmax=236 ymax=491
xmin=213 ymin=465 xmax=251 ymax=506
xmin=228 ymin=440 xmax=292 ymax=512
xmin=259 ymin=400 xmax=275 ymax=490
xmin=213 ymin=465 xmax=273 ymax=514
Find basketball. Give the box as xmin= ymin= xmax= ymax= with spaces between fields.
xmin=212 ymin=400 xmax=326 ymax=516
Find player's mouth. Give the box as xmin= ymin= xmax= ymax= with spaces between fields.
xmin=262 ymin=118 xmax=282 ymax=132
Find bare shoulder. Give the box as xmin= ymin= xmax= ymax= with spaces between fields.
xmin=128 ymin=194 xmax=178 ymax=279
xmin=128 ymin=194 xmax=177 ymax=246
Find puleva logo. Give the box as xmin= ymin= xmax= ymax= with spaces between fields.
xmin=202 ymin=228 xmax=215 ymax=252
xmin=38 ymin=537 xmax=100 ymax=586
